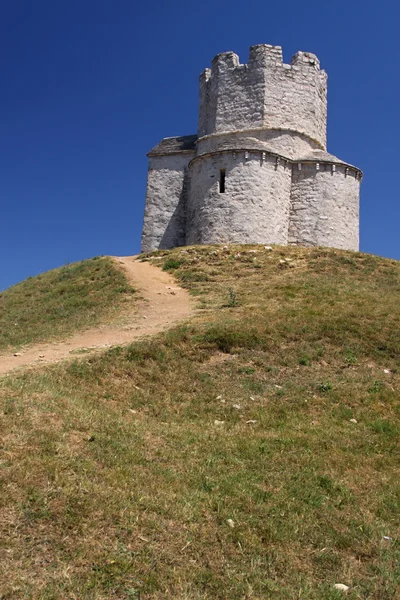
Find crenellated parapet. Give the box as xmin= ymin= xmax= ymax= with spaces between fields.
xmin=142 ymin=43 xmax=361 ymax=254
xmin=188 ymin=147 xmax=362 ymax=180
xmin=198 ymin=44 xmax=327 ymax=149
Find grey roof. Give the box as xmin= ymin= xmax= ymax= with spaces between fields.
xmin=148 ymin=135 xmax=197 ymax=156
xmin=147 ymin=135 xmax=361 ymax=173
xmin=295 ymin=150 xmax=360 ymax=170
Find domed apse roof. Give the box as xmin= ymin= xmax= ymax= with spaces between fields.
xmin=148 ymin=135 xmax=197 ymax=157
xmin=295 ymin=150 xmax=361 ymax=171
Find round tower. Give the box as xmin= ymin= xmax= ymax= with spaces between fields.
xmin=185 ymin=45 xmax=361 ymax=249
xmin=141 ymin=44 xmax=362 ymax=253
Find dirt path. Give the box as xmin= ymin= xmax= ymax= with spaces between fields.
xmin=0 ymin=256 xmax=195 ymax=376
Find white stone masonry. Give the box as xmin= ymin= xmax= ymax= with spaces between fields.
xmin=141 ymin=44 xmax=362 ymax=253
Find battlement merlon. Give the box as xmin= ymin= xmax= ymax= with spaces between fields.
xmin=198 ymin=45 xmax=328 ymax=149
xmin=249 ymin=44 xmax=283 ymax=66
xmin=203 ymin=45 xmax=323 ymax=74
xmin=199 ymin=46 xmax=321 ymax=84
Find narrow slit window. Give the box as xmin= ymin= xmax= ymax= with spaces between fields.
xmin=219 ymin=169 xmax=226 ymax=193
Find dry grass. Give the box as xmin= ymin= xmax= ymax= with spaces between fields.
xmin=0 ymin=245 xmax=399 ymax=599
xmin=0 ymin=257 xmax=135 ymax=351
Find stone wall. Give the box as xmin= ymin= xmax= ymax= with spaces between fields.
xmin=289 ymin=163 xmax=360 ymax=250
xmin=141 ymin=154 xmax=193 ymax=252
xmin=198 ymin=45 xmax=327 ymax=149
xmin=186 ymin=151 xmax=292 ymax=245
xmin=196 ymin=129 xmax=320 ymax=160
xmin=141 ymin=44 xmax=361 ymax=254
xmin=142 ymin=151 xmax=361 ymax=252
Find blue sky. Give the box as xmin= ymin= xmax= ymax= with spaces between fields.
xmin=1 ymin=0 xmax=398 ymax=290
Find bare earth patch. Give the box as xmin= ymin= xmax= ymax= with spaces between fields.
xmin=0 ymin=257 xmax=194 ymax=375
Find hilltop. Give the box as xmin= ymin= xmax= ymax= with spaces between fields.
xmin=0 ymin=245 xmax=399 ymax=599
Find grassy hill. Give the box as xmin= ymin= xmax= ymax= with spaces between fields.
xmin=0 ymin=257 xmax=135 ymax=350
xmin=0 ymin=245 xmax=399 ymax=599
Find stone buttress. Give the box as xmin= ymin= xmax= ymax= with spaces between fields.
xmin=141 ymin=44 xmax=362 ymax=252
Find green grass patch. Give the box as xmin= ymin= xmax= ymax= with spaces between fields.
xmin=162 ymin=258 xmax=181 ymax=271
xmin=0 ymin=245 xmax=399 ymax=598
xmin=0 ymin=257 xmax=135 ymax=350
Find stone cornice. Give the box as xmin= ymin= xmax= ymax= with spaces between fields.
xmin=196 ymin=127 xmax=326 ymax=151
xmin=188 ymin=147 xmax=363 ymax=179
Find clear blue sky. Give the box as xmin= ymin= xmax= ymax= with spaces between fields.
xmin=1 ymin=0 xmax=398 ymax=290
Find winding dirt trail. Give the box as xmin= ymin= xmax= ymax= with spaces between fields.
xmin=0 ymin=256 xmax=195 ymax=376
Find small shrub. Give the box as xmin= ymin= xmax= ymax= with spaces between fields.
xmin=318 ymin=381 xmax=333 ymax=393
xmin=317 ymin=474 xmax=336 ymax=493
xmin=299 ymin=355 xmax=310 ymax=366
xmin=368 ymin=380 xmax=384 ymax=393
xmin=344 ymin=348 xmax=358 ymax=364
xmin=162 ymin=259 xmax=181 ymax=271
xmin=227 ymin=288 xmax=238 ymax=307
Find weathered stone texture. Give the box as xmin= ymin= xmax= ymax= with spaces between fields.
xmin=196 ymin=129 xmax=321 ymax=160
xmin=198 ymin=45 xmax=327 ymax=148
xmin=289 ymin=164 xmax=360 ymax=250
xmin=141 ymin=43 xmax=361 ymax=253
xmin=141 ymin=154 xmax=193 ymax=252
xmin=187 ymin=153 xmax=292 ymax=245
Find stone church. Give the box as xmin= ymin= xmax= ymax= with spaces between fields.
xmin=141 ymin=44 xmax=362 ymax=252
